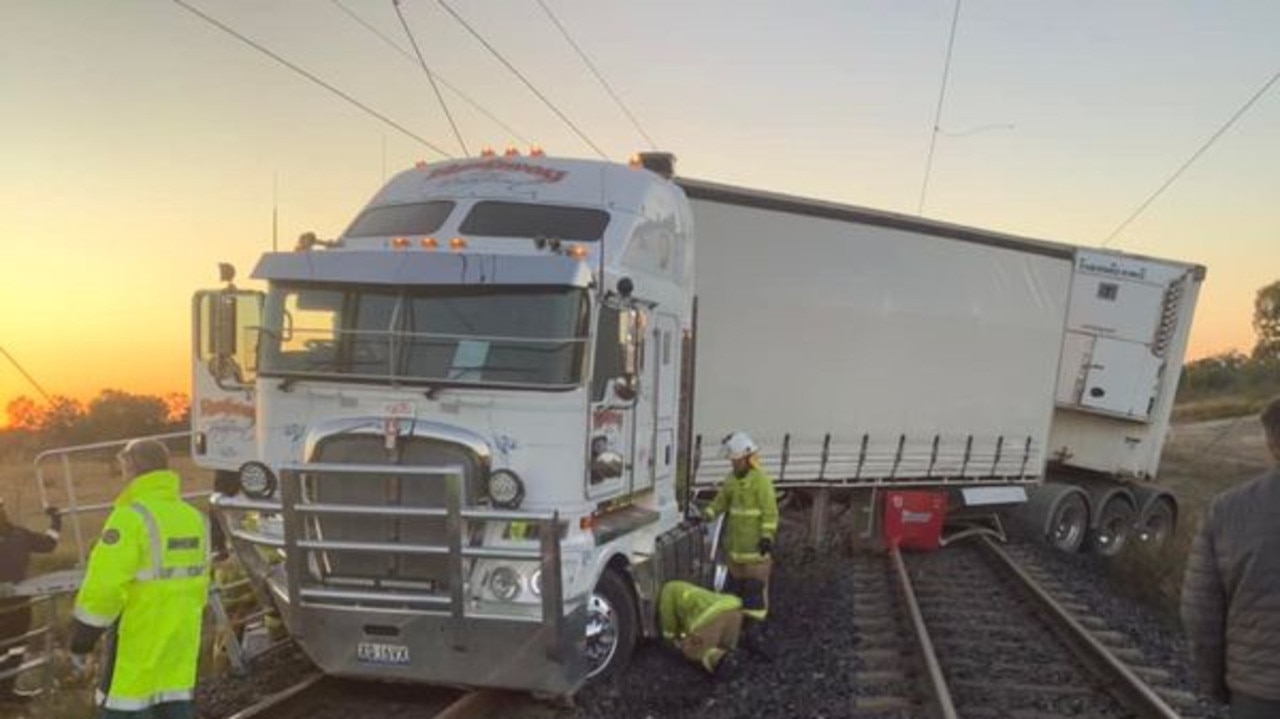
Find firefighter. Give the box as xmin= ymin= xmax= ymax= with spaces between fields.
xmin=658 ymin=580 xmax=744 ymax=678
xmin=702 ymin=430 xmax=779 ymax=657
xmin=0 ymin=499 xmax=61 ymax=702
xmin=68 ymin=439 xmax=209 ymax=718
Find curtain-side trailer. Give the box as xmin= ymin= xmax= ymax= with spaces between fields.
xmin=680 ymin=177 xmax=1202 ymax=556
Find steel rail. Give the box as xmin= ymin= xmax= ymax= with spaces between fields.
xmin=976 ymin=535 xmax=1183 ymax=719
xmin=888 ymin=546 xmax=959 ymax=719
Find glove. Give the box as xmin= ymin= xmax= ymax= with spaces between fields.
xmin=758 ymin=537 xmax=773 ymax=556
xmin=45 ymin=506 xmax=62 ymax=532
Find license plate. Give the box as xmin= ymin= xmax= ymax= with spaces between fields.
xmin=356 ymin=642 xmax=410 ymax=666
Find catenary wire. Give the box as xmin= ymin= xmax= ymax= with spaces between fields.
xmin=536 ymin=0 xmax=656 ymax=150
xmin=171 ymin=0 xmax=453 ymax=159
xmin=393 ymin=0 xmax=468 ymax=156
xmin=328 ymin=0 xmax=531 ymax=145
xmin=917 ymin=0 xmax=963 ymax=216
xmin=436 ymin=0 xmax=608 ymax=159
xmin=1102 ymin=66 xmax=1280 ymax=247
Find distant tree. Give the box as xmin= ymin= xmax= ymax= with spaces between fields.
xmin=82 ymin=389 xmax=170 ymax=441
xmin=1253 ymin=279 xmax=1280 ymax=361
xmin=40 ymin=395 xmax=88 ymax=446
xmin=163 ymin=392 xmax=191 ymax=428
xmin=1179 ymin=351 xmax=1250 ymax=398
xmin=5 ymin=395 xmax=43 ymax=430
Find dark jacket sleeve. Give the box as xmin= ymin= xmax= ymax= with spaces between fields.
xmin=69 ymin=618 xmax=107 ymax=655
xmin=1180 ymin=503 xmax=1229 ymax=703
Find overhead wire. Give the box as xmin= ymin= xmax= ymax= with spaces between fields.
xmin=917 ymin=0 xmax=963 ymax=216
xmin=536 ymin=0 xmax=656 ymax=150
xmin=0 ymin=346 xmax=55 ymax=405
xmin=436 ymin=0 xmax=608 ymax=159
xmin=328 ymin=0 xmax=531 ymax=145
xmin=171 ymin=0 xmax=453 ymax=158
xmin=1102 ymin=66 xmax=1280 ymax=248
xmin=392 ymin=0 xmax=468 ymax=156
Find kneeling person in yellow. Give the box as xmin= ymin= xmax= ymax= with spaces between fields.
xmin=69 ymin=439 xmax=210 ymax=719
xmin=659 ymin=580 xmax=744 ymax=678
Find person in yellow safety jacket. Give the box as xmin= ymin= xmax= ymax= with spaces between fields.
xmin=69 ymin=439 xmax=209 ymax=719
xmin=658 ymin=580 xmax=744 ymax=677
xmin=701 ymin=430 xmax=778 ymax=656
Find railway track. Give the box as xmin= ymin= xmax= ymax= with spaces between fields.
xmin=850 ymin=536 xmax=1209 ymax=719
xmin=221 ymin=673 xmax=518 ymax=719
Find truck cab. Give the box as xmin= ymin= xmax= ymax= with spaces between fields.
xmin=192 ymin=152 xmax=707 ymax=695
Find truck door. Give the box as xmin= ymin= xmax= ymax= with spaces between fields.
xmin=588 ymin=304 xmax=652 ymax=500
xmin=192 ymin=289 xmax=263 ymax=471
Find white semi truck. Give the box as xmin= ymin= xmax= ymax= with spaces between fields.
xmin=196 ymin=151 xmax=1202 ymax=695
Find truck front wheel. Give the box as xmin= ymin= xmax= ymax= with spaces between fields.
xmin=583 ymin=569 xmax=637 ymax=681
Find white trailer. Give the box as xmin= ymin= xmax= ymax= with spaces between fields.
xmin=682 ymin=179 xmax=1202 ymax=555
xmin=191 ymin=151 xmax=1201 ymax=696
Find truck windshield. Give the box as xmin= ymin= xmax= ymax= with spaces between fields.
xmin=258 ymin=284 xmax=589 ymax=389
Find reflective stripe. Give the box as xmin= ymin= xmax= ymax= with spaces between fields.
xmin=74 ymin=604 xmax=116 ymax=628
xmin=103 ymin=688 xmax=194 ymax=710
xmin=729 ymin=508 xmax=761 ymax=517
xmin=687 ymin=595 xmax=741 ymax=634
xmin=129 ymin=501 xmax=207 ymax=582
xmin=728 ymin=551 xmax=765 ymax=563
xmin=743 ymin=608 xmax=768 ymax=621
xmin=760 ymin=522 xmax=778 ymax=532
xmin=130 ymin=502 xmax=165 ymax=579
xmin=136 ymin=565 xmax=209 ymax=582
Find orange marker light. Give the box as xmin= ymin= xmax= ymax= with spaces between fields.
xmin=504 ymin=147 xmax=520 ymax=157
xmin=481 ymin=147 xmax=496 ymax=158
xmin=566 ymin=244 xmax=590 ymax=260
xmin=450 ymin=237 xmax=468 ymax=251
xmin=392 ymin=237 xmax=411 ymax=249
xmin=530 ymin=146 xmax=545 ymax=157
xmin=415 ymin=160 xmax=428 ymax=170
xmin=421 ymin=237 xmax=439 ymax=249
xmin=628 ymin=154 xmax=642 ymax=169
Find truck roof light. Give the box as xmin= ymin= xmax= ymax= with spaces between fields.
xmin=421 ymin=237 xmax=439 ymax=250
xmin=628 ymin=154 xmax=642 ymax=169
xmin=450 ymin=237 xmax=468 ymax=251
xmin=567 ymin=244 xmax=590 ymax=260
xmin=504 ymin=147 xmax=520 ymax=157
xmin=530 ymin=146 xmax=545 ymax=157
xmin=392 ymin=237 xmax=411 ymax=249
xmin=481 ymin=147 xmax=496 ymax=157
xmin=415 ymin=160 xmax=428 ymax=170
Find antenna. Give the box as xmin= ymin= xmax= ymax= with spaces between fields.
xmin=272 ymin=172 xmax=279 ymax=253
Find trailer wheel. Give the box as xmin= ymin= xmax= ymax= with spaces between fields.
xmin=584 ymin=570 xmax=636 ymax=682
xmin=1135 ymin=496 xmax=1176 ymax=549
xmin=1045 ymin=492 xmax=1089 ymax=553
xmin=1087 ymin=495 xmax=1136 ymax=557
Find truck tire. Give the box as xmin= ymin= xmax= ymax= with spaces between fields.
xmin=584 ymin=569 xmax=637 ymax=682
xmin=1044 ymin=491 xmax=1090 ymax=554
xmin=1135 ymin=497 xmax=1175 ymax=548
xmin=1086 ymin=494 xmax=1136 ymax=557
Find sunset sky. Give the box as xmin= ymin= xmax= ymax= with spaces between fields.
xmin=2 ymin=1 xmax=1278 ymax=422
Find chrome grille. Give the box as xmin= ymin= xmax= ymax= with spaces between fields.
xmin=306 ymin=434 xmax=482 ymax=587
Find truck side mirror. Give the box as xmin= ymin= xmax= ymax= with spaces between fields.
xmin=213 ymin=292 xmax=238 ymax=359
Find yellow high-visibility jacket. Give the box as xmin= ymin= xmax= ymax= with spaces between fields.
xmin=703 ymin=466 xmax=779 ymax=563
xmin=72 ymin=470 xmax=210 ymax=711
xmin=658 ymin=580 xmax=742 ymax=642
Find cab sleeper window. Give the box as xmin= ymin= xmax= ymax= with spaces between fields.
xmin=460 ymin=201 xmax=610 ymax=242
xmin=346 ymin=201 xmax=454 ymax=238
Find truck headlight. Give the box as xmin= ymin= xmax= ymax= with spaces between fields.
xmin=487 ymin=470 xmax=525 ymax=509
xmin=489 ymin=566 xmax=522 ymax=601
xmin=239 ymin=462 xmax=277 ymax=499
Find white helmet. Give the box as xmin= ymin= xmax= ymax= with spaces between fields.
xmin=720 ymin=431 xmax=759 ymax=461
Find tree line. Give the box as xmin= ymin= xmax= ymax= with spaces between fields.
xmin=0 ymin=390 xmax=190 ymax=461
xmin=1177 ymin=279 xmax=1280 ymax=406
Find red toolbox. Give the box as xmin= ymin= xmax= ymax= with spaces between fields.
xmin=882 ymin=490 xmax=947 ymax=551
